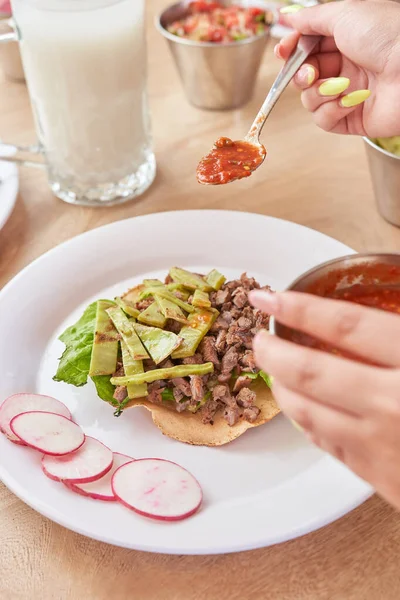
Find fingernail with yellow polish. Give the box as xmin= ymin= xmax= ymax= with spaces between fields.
xmin=340 ymin=89 xmax=371 ymax=108
xmin=296 ymin=64 xmax=316 ymax=86
xmin=318 ymin=77 xmax=350 ymax=97
xmin=280 ymin=4 xmax=303 ymax=13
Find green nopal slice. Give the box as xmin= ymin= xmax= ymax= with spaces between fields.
xmin=111 ymin=362 xmax=214 ymax=387
xmin=89 ymin=300 xmax=120 ymax=377
xmin=106 ymin=306 xmax=149 ymax=361
xmin=121 ymin=340 xmax=147 ymax=400
xmin=121 ymin=284 xmax=145 ymax=305
xmin=166 ymin=283 xmax=191 ymax=300
xmin=115 ymin=297 xmax=140 ymax=319
xmin=191 ymin=289 xmax=211 ymax=308
xmin=171 ymin=308 xmax=217 ymax=359
xmin=134 ymin=323 xmax=182 ymax=365
xmin=141 ymin=287 xmax=194 ymax=314
xmin=143 ymin=279 xmax=164 ymax=287
xmin=137 ymin=301 xmax=167 ymax=328
xmin=154 ymin=294 xmax=188 ymax=324
xmin=169 ymin=267 xmax=213 ymax=292
xmin=206 ymin=269 xmax=226 ymax=291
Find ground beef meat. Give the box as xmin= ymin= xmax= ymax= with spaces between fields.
xmin=224 ymin=405 xmax=241 ymax=426
xmin=220 ymin=310 xmax=234 ymax=324
xmin=113 ymin=386 xmax=127 ymax=402
xmin=238 ymin=316 xmax=252 ymax=330
xmin=215 ymin=330 xmax=227 ymax=354
xmin=143 ymin=359 xmax=157 ymax=371
xmin=240 ymin=273 xmax=261 ymax=290
xmin=232 ymin=288 xmax=247 ymax=308
xmin=215 ymin=289 xmax=230 ymax=306
xmin=182 ymin=353 xmax=202 ymax=365
xmin=201 ymin=399 xmax=219 ymax=424
xmin=210 ymin=315 xmax=230 ymax=333
xmin=218 ymin=372 xmax=232 ymax=383
xmin=233 ymin=376 xmax=252 ymax=393
xmin=136 ymin=298 xmax=153 ymax=311
xmin=190 ymin=375 xmax=204 ymax=403
xmin=147 ymin=382 xmax=164 ymax=404
xmin=243 ymin=406 xmax=261 ymax=422
xmin=212 ymin=384 xmax=231 ymax=404
xmin=200 ymin=337 xmax=219 ymax=365
xmin=176 ymin=400 xmax=190 ymax=413
xmin=165 ymin=274 xmax=173 ymax=284
xmin=165 ymin=319 xmax=182 ymax=334
xmin=254 ymin=309 xmax=270 ymax=329
xmin=171 ymin=377 xmax=191 ymax=397
xmin=221 ymin=346 xmax=239 ymax=375
xmin=159 ymin=359 xmax=174 ymax=369
xmin=173 ymin=387 xmax=185 ymax=402
xmin=241 ymin=351 xmax=257 ymax=372
xmin=236 ymin=387 xmax=256 ymax=408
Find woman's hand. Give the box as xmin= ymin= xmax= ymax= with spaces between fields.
xmin=249 ymin=289 xmax=400 ymax=511
xmin=276 ymin=0 xmax=400 ymax=136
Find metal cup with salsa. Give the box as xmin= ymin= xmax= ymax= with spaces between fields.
xmin=274 ymin=253 xmax=400 ymax=364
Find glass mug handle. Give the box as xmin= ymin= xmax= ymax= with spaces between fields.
xmin=0 ymin=20 xmax=45 ymax=169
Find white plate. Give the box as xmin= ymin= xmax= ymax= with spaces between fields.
xmin=0 ymin=210 xmax=372 ymax=555
xmin=0 ymin=146 xmax=18 ymax=232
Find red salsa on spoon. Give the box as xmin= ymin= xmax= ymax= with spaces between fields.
xmin=196 ymin=137 xmax=266 ymax=185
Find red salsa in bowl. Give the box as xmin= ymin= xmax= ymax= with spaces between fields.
xmin=167 ymin=1 xmax=273 ymax=43
xmin=274 ymin=254 xmax=400 ymax=364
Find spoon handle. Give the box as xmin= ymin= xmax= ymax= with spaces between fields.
xmin=246 ymin=35 xmax=321 ymax=143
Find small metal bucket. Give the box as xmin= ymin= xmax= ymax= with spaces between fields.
xmin=364 ymin=137 xmax=400 ymax=227
xmin=155 ymin=1 xmax=271 ymax=110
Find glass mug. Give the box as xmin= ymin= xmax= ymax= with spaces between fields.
xmin=0 ymin=0 xmax=156 ymax=206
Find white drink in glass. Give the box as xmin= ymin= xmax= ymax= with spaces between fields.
xmin=11 ymin=0 xmax=155 ymax=205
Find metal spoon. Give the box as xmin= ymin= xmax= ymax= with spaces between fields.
xmin=197 ymin=35 xmax=321 ymax=185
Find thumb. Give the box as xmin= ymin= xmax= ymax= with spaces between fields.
xmin=281 ymin=3 xmax=348 ymax=37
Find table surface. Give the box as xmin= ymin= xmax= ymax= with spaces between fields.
xmin=1 ymin=2 xmax=400 ymax=599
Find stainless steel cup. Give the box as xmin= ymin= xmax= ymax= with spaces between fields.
xmin=156 ymin=2 xmax=271 ymax=110
xmin=364 ymin=137 xmax=400 ymax=227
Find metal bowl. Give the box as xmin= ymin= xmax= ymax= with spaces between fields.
xmin=274 ymin=252 xmax=400 ymax=343
xmin=155 ymin=1 xmax=272 ymax=110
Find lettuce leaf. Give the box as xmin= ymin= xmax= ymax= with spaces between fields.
xmin=54 ymin=302 xmax=97 ymax=386
xmin=53 ymin=301 xmax=117 ymax=405
xmin=235 ymin=370 xmax=273 ymax=388
xmin=92 ymin=375 xmax=118 ymax=405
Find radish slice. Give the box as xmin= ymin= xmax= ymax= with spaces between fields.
xmin=42 ymin=436 xmax=113 ymax=483
xmin=65 ymin=453 xmax=134 ymax=501
xmin=112 ymin=458 xmax=203 ymax=521
xmin=0 ymin=393 xmax=71 ymax=443
xmin=10 ymin=411 xmax=84 ymax=455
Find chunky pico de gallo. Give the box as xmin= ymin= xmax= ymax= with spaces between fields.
xmin=167 ymin=1 xmax=273 ymax=43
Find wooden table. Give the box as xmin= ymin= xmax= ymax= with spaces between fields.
xmin=1 ymin=2 xmax=400 ymax=598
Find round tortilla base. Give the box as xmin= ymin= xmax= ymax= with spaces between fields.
xmin=126 ymin=380 xmax=280 ymax=447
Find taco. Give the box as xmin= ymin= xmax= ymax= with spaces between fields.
xmin=54 ymin=268 xmax=279 ymax=446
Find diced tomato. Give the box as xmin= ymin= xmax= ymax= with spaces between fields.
xmin=224 ymin=15 xmax=239 ymax=29
xmin=208 ymin=26 xmax=226 ymax=42
xmin=183 ymin=17 xmax=198 ymax=34
xmin=189 ymin=1 xmax=221 ymax=13
xmin=248 ymin=7 xmax=264 ymax=18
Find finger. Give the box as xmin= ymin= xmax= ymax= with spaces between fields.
xmin=250 ymin=290 xmax=397 ymax=367
xmin=272 ymin=381 xmax=362 ymax=464
xmin=253 ymin=331 xmax=393 ymax=415
xmin=280 ymin=3 xmax=351 ymax=37
xmin=275 ymin=33 xmax=337 ymax=61
xmin=300 ymin=75 xmax=350 ymax=108
xmin=273 ymin=382 xmax=385 ymax=488
xmin=294 ymin=53 xmax=342 ymax=89
xmin=311 ymin=90 xmax=371 ymax=133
